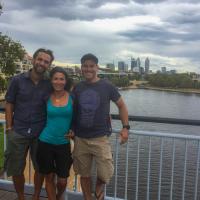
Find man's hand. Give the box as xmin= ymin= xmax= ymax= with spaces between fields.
xmin=6 ymin=127 xmax=13 ymax=134
xmin=119 ymin=128 xmax=129 ymax=145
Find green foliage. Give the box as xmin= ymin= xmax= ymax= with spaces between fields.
xmin=110 ymin=76 xmax=130 ymax=87
xmin=128 ymin=73 xmax=141 ymax=80
xmin=0 ymin=33 xmax=25 ymax=76
xmin=0 ymin=75 xmax=7 ymax=91
xmin=97 ymin=74 xmax=131 ymax=87
xmin=146 ymin=73 xmax=194 ymax=88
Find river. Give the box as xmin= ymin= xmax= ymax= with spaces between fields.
xmin=107 ymin=89 xmax=200 ymax=200
xmin=111 ymin=89 xmax=200 ymax=135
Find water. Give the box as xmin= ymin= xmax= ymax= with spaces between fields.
xmin=107 ymin=89 xmax=200 ymax=200
xmin=117 ymin=89 xmax=200 ymax=120
xmin=111 ymin=89 xmax=200 ymax=135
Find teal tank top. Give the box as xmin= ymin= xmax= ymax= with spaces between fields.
xmin=39 ymin=95 xmax=73 ymax=145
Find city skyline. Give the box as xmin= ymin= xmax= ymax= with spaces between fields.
xmin=1 ymin=0 xmax=200 ymax=73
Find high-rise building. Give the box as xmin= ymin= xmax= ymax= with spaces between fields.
xmin=140 ymin=67 xmax=144 ymax=74
xmin=131 ymin=57 xmax=137 ymax=71
xmin=145 ymin=57 xmax=150 ymax=74
xmin=125 ymin=64 xmax=129 ymax=72
xmin=131 ymin=57 xmax=141 ymax=73
xmin=136 ymin=58 xmax=141 ymax=68
xmin=118 ymin=61 xmax=125 ymax=72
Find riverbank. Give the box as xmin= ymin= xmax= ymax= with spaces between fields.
xmin=119 ymin=84 xmax=200 ymax=94
xmin=141 ymin=86 xmax=200 ymax=94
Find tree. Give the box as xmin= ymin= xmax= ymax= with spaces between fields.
xmin=0 ymin=33 xmax=25 ymax=76
xmin=146 ymin=73 xmax=195 ymax=89
xmin=0 ymin=75 xmax=6 ymax=91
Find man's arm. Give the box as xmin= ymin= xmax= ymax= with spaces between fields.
xmin=115 ymin=97 xmax=129 ymax=144
xmin=5 ymin=102 xmax=14 ymax=131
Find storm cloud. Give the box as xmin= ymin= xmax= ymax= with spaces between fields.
xmin=1 ymin=0 xmax=200 ymax=72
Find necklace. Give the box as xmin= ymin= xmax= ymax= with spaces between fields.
xmin=53 ymin=92 xmax=66 ymax=103
xmin=55 ymin=98 xmax=61 ymax=103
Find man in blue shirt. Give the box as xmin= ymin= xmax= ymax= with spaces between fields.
xmin=4 ymin=48 xmax=54 ymax=200
xmin=73 ymin=53 xmax=129 ymax=200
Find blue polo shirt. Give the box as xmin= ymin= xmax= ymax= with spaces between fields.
xmin=5 ymin=70 xmax=51 ymax=138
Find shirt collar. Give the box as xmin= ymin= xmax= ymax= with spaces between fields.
xmin=23 ymin=69 xmax=49 ymax=80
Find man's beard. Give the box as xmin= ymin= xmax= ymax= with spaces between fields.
xmin=33 ymin=64 xmax=46 ymax=75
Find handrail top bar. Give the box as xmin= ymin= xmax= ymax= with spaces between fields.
xmin=1 ymin=110 xmax=200 ymax=126
xmin=111 ymin=114 xmax=200 ymax=126
xmin=112 ymin=128 xmax=200 ymax=140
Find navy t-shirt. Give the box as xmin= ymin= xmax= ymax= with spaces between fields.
xmin=5 ymin=71 xmax=51 ymax=138
xmin=73 ymin=79 xmax=121 ymax=138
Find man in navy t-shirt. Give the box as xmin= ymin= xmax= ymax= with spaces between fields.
xmin=5 ymin=48 xmax=54 ymax=200
xmin=73 ymin=53 xmax=129 ymax=200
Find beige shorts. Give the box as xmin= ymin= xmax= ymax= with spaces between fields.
xmin=73 ymin=136 xmax=114 ymax=184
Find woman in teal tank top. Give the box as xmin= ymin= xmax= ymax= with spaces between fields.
xmin=36 ymin=67 xmax=73 ymax=200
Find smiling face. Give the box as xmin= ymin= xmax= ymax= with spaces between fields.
xmin=32 ymin=52 xmax=52 ymax=75
xmin=81 ymin=59 xmax=99 ymax=83
xmin=51 ymin=72 xmax=66 ymax=92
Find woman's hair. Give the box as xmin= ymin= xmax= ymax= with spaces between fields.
xmin=50 ymin=67 xmax=73 ymax=91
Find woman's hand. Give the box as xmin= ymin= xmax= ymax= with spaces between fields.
xmin=65 ymin=130 xmax=75 ymax=140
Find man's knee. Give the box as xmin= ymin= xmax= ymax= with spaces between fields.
xmin=97 ymin=174 xmax=113 ymax=184
xmin=97 ymin=164 xmax=114 ymax=184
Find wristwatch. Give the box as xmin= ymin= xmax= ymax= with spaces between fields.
xmin=122 ymin=125 xmax=130 ymax=130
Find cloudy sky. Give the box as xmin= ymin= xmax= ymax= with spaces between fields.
xmin=1 ymin=0 xmax=200 ymax=72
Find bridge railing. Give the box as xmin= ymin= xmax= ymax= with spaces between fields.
xmin=107 ymin=129 xmax=200 ymax=200
xmin=0 ymin=116 xmax=200 ymax=199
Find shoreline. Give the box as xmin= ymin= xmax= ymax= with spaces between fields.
xmin=143 ymin=86 xmax=200 ymax=94
xmin=119 ymin=85 xmax=200 ymax=94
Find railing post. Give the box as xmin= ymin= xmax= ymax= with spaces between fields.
xmin=114 ymin=134 xmax=119 ymax=199
xmin=147 ymin=137 xmax=152 ymax=200
xmin=73 ymin=175 xmax=78 ymax=192
xmin=135 ymin=136 xmax=140 ymax=200
xmin=182 ymin=140 xmax=188 ymax=200
xmin=158 ymin=138 xmax=163 ymax=200
xmin=124 ymin=139 xmax=129 ymax=200
xmin=3 ymin=120 xmax=7 ymax=179
xmin=28 ymin=151 xmax=32 ymax=184
xmin=170 ymin=138 xmax=175 ymax=200
xmin=194 ymin=141 xmax=200 ymax=200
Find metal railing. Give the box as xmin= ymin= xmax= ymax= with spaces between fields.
xmin=108 ymin=129 xmax=200 ymax=200
xmin=0 ymin=117 xmax=200 ymax=199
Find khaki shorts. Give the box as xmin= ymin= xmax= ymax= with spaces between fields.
xmin=4 ymin=130 xmax=39 ymax=176
xmin=73 ymin=136 xmax=114 ymax=184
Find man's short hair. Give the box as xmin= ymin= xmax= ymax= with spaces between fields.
xmin=81 ymin=53 xmax=98 ymax=64
xmin=33 ymin=48 xmax=54 ymax=63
